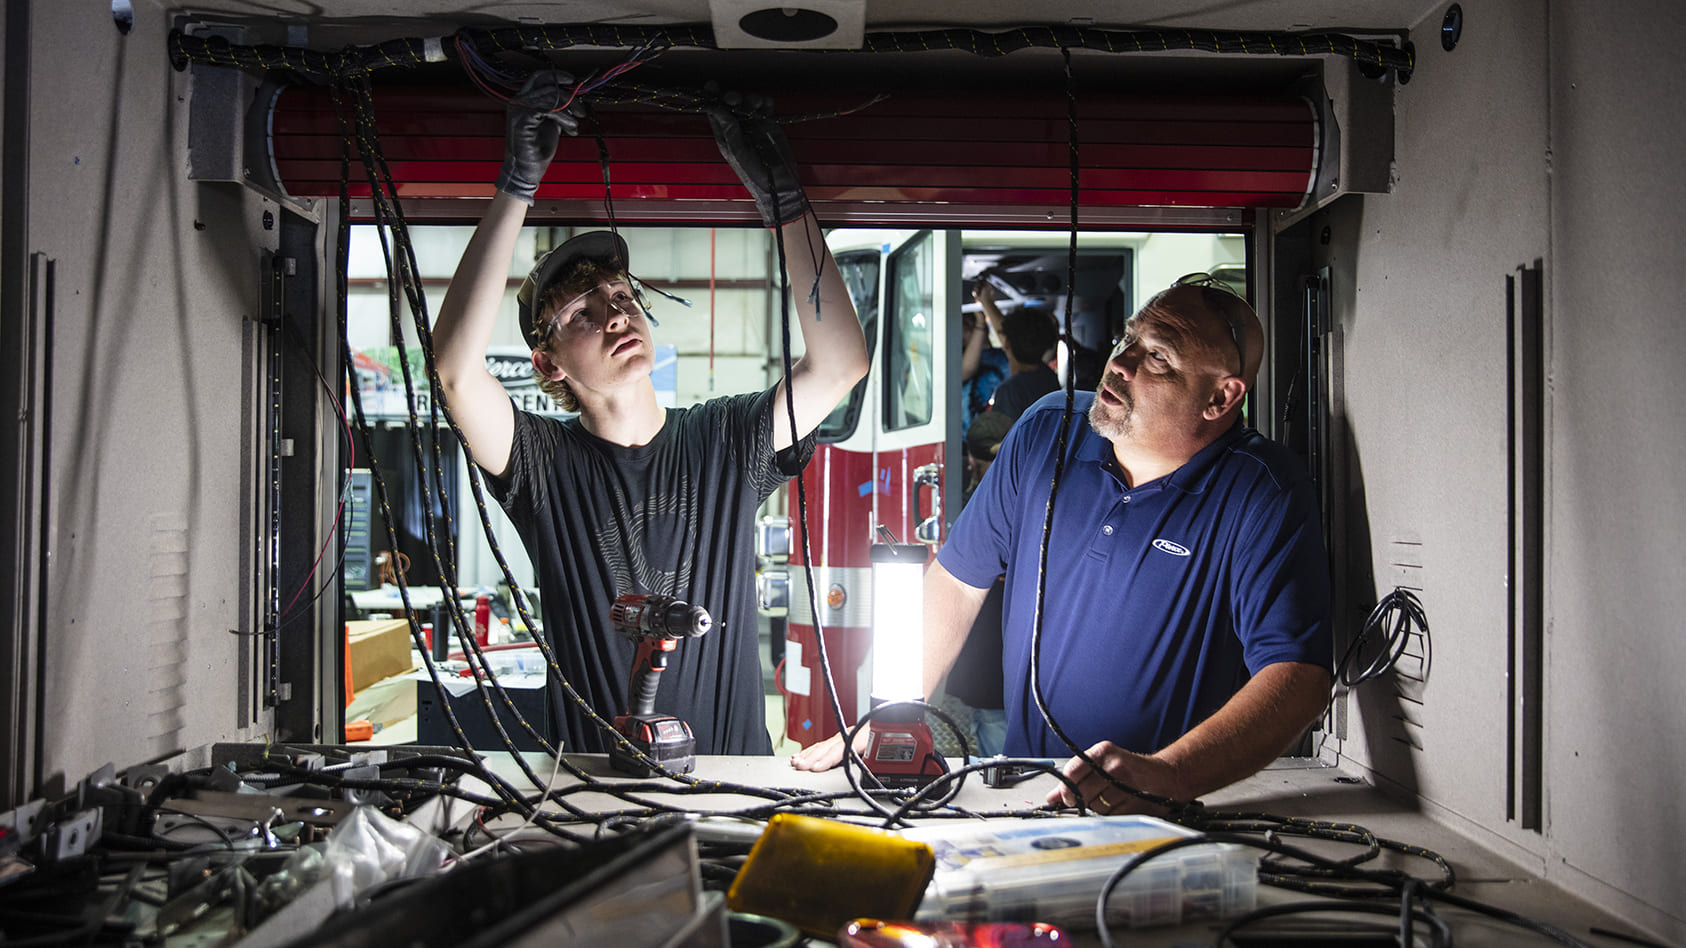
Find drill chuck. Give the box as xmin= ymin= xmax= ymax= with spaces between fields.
xmin=611 ymin=593 xmax=712 ymax=641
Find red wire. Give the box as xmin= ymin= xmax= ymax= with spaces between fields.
xmin=279 ymin=377 xmax=356 ymax=618
xmin=454 ymin=36 xmax=517 ymax=103
xmin=557 ymin=55 xmax=654 ymax=112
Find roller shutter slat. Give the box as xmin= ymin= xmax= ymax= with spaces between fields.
xmin=267 ymin=83 xmax=1317 ymax=220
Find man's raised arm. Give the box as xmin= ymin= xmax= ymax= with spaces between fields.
xmin=434 ymin=71 xmax=578 ymax=479
xmin=706 ymin=99 xmax=868 ymax=450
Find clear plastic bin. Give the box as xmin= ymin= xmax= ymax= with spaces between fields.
xmin=902 ymin=815 xmax=1257 ymax=931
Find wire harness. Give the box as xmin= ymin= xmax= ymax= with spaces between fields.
xmin=142 ymin=29 xmax=1623 ymax=948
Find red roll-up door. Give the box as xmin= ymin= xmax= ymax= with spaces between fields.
xmin=267 ymin=83 xmax=1317 ymax=225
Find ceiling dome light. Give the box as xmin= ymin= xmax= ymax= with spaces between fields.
xmin=710 ymin=0 xmax=864 ymax=49
xmin=740 ymin=7 xmax=838 ymax=43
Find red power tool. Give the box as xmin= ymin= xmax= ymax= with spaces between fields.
xmin=608 ymin=593 xmax=712 ymax=776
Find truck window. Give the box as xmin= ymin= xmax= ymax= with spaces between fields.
xmin=884 ymin=231 xmax=936 ymax=432
xmin=816 ymin=249 xmax=880 ymax=442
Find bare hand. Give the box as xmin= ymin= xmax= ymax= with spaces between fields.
xmin=789 ymin=729 xmax=871 ymax=772
xmin=1044 ymin=741 xmax=1184 ymax=816
xmin=972 ymin=281 xmax=996 ymax=305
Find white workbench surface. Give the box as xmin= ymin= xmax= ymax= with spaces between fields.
xmin=407 ymin=751 xmax=1655 ymax=947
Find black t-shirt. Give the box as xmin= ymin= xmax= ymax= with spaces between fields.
xmin=489 ymin=386 xmax=813 ymax=755
xmin=989 ymin=364 xmax=1060 ymax=421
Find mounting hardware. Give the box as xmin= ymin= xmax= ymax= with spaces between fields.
xmin=1442 ymin=4 xmax=1464 ymax=51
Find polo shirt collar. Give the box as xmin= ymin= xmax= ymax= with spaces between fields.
xmin=1076 ymin=412 xmax=1250 ymax=494
xmin=1164 ymin=420 xmax=1250 ymax=494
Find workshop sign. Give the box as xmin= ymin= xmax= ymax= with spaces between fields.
xmin=351 ymin=345 xmax=676 ymax=420
xmin=350 ymin=345 xmax=565 ymax=419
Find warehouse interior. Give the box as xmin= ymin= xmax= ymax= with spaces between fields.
xmin=2 ymin=0 xmax=1683 ymax=944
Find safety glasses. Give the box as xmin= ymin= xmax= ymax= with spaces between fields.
xmin=1173 ymin=272 xmax=1248 ymax=376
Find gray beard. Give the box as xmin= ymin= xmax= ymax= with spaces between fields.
xmin=1088 ymin=388 xmax=1132 ymax=441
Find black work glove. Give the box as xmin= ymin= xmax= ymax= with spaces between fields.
xmin=706 ymin=90 xmax=810 ymax=227
xmin=496 ymin=70 xmax=580 ymax=205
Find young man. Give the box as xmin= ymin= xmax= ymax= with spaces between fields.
xmin=433 ymin=72 xmax=867 ymax=755
xmin=793 ymin=282 xmax=1331 ymax=815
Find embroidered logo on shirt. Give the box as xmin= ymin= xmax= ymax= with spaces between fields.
xmin=1152 ymin=538 xmax=1192 ymax=557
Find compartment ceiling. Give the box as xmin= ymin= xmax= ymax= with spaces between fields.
xmin=168 ymin=0 xmax=1433 ymax=40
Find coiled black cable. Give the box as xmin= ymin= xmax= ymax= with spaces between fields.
xmin=1339 ymin=586 xmax=1430 ymax=689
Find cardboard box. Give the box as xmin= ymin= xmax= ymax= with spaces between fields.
xmin=346 ymin=618 xmax=416 ymax=694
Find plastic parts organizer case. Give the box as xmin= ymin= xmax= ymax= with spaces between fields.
xmin=901 ymin=814 xmax=1259 ymax=931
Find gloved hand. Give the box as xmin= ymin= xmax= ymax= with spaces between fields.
xmin=705 ymin=90 xmax=810 ymax=227
xmin=495 ymin=70 xmax=579 ymax=205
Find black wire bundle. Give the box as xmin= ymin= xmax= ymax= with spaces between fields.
xmin=1095 ymin=832 xmax=1596 ymax=947
xmin=155 ymin=33 xmax=1608 ymax=948
xmin=1339 ymin=586 xmax=1430 ymax=689
xmin=167 ymin=21 xmax=1414 ymax=87
xmin=211 ymin=32 xmax=974 ymax=848
xmin=463 ymin=24 xmax=1413 ymax=78
xmin=165 ymin=6 xmax=1421 ymax=840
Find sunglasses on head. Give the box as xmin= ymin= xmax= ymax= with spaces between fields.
xmin=1173 ymin=272 xmax=1248 ymax=375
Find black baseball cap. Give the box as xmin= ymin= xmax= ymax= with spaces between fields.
xmin=516 ymin=230 xmax=631 ymax=349
xmin=966 ymin=410 xmax=1013 ymax=462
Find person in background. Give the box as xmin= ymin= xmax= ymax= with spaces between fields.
xmin=432 ymin=72 xmax=867 ymax=755
xmin=961 ymin=284 xmax=1011 ymax=438
xmin=794 ymin=279 xmax=1330 ymax=817
xmin=939 ymin=408 xmax=1015 ymax=756
xmin=975 ymin=282 xmax=1059 ymax=421
xmin=941 ymin=282 xmax=1058 ymax=753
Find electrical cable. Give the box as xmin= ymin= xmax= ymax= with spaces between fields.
xmin=1338 ymin=586 xmax=1429 ymax=689
xmin=461 ymin=24 xmax=1416 ymax=78
xmin=169 ymin=24 xmax=1415 ymax=87
xmin=316 ymin=56 xmax=903 ymax=822
xmin=1096 ymin=832 xmax=1592 ymax=948
xmin=1020 ymin=46 xmax=1191 ymax=821
xmin=766 ymin=197 xmax=871 ymax=791
xmin=1588 ymin=927 xmax=1673 ymax=948
xmin=341 ymin=65 xmax=734 ymax=808
xmin=331 ymin=69 xmax=711 ymax=794
xmin=833 ymin=700 xmax=968 ymax=827
xmin=274 ymin=314 xmax=358 ymax=623
xmin=452 ymin=747 xmax=573 ymax=861
xmin=325 ymin=80 xmax=549 ymax=821
xmin=1212 ymin=900 xmax=1451 ymax=948
xmin=346 ymin=82 xmax=566 ymax=776
xmin=160 ymin=41 xmax=1597 ymax=948
xmin=149 ymin=807 xmax=244 ymax=851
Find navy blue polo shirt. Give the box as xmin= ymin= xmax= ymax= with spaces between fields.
xmin=938 ymin=391 xmax=1331 ymax=757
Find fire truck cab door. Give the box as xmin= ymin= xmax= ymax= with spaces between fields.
xmin=869 ymin=229 xmax=963 ymax=550
xmin=779 ymin=229 xmax=961 ymax=745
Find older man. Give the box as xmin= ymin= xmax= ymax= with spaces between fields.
xmin=794 ymin=280 xmax=1330 ymax=814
